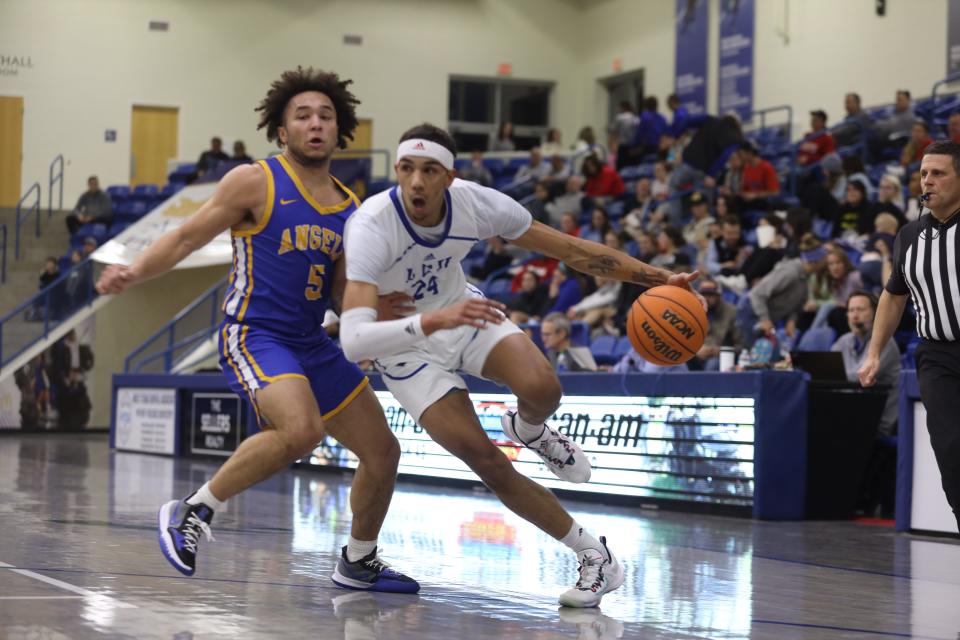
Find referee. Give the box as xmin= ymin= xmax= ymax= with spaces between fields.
xmin=860 ymin=140 xmax=960 ymax=532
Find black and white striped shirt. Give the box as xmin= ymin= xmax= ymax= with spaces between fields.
xmin=887 ymin=211 xmax=960 ymax=340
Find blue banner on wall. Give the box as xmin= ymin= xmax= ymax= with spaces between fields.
xmin=718 ymin=0 xmax=754 ymax=121
xmin=331 ymin=156 xmax=372 ymax=200
xmin=949 ymin=0 xmax=960 ymax=75
xmin=675 ymin=0 xmax=708 ymax=116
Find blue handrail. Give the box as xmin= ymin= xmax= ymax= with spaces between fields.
xmin=0 ymin=224 xmax=6 ymax=284
xmin=48 ymin=154 xmax=64 ymax=218
xmin=0 ymin=256 xmax=98 ymax=369
xmin=931 ymin=73 xmax=960 ymax=103
xmin=15 ymin=182 xmax=41 ymax=259
xmin=124 ymin=276 xmax=229 ymax=373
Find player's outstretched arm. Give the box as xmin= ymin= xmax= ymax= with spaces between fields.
xmin=339 ymin=279 xmax=505 ymax=362
xmin=96 ymin=165 xmax=264 ymax=295
xmin=511 ymin=220 xmax=702 ymax=295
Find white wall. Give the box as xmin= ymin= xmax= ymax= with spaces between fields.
xmin=0 ymin=0 xmax=952 ymax=205
xmin=0 ymin=0 xmax=584 ymax=203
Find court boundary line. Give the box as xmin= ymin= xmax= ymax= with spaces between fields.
xmin=0 ymin=560 xmax=136 ymax=609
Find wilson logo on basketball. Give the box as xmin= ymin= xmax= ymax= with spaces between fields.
xmin=661 ymin=308 xmax=696 ymax=340
xmin=640 ymin=320 xmax=683 ymax=362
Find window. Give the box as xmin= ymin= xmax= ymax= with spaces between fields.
xmin=448 ymin=76 xmax=553 ymax=152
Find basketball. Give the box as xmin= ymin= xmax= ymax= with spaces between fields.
xmin=627 ymin=285 xmax=708 ymax=365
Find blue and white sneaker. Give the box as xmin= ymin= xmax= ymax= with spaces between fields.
xmin=157 ymin=499 xmax=215 ymax=576
xmin=331 ymin=546 xmax=420 ymax=594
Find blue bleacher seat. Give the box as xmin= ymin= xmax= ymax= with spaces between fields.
xmin=796 ymin=327 xmax=837 ymax=352
xmin=106 ymin=185 xmax=130 ymax=202
xmin=812 ymin=217 xmax=833 ymax=240
xmin=132 ymin=184 xmax=159 ymax=196
xmin=569 ymin=321 xmax=589 ymax=347
xmin=482 ymin=158 xmax=505 ymax=175
xmin=507 ymin=157 xmax=528 ymax=172
xmin=454 ymin=158 xmax=471 ymax=171
xmin=483 ymin=277 xmax=515 ymax=304
xmin=160 ymin=183 xmax=179 ymax=198
xmin=590 ymin=335 xmax=618 ymax=365
xmin=613 ymin=336 xmax=633 ymax=360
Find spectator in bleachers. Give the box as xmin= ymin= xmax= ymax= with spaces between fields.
xmin=833 ymin=92 xmax=874 ymax=147
xmin=717 ymin=214 xmax=788 ymax=294
xmin=544 ymin=264 xmax=583 ymax=315
xmin=651 ymin=226 xmax=688 ymax=270
xmin=232 ymin=141 xmax=253 ymax=163
xmin=546 ymin=176 xmax=585 ymax=226
xmin=633 ymin=231 xmax=657 ymax=262
xmin=541 ymin=313 xmax=597 ymax=372
xmin=651 ymin=161 xmax=671 ymax=200
xmin=876 ymin=174 xmax=906 ymax=223
xmin=541 ymin=128 xmax=563 ymax=155
xmin=579 ymin=207 xmax=612 ymax=243
xmin=669 ymin=114 xmax=744 ymax=220
xmin=508 ymin=270 xmax=549 ymax=324
xmin=875 ymin=89 xmax=916 ymax=140
xmin=65 ymin=176 xmax=112 ymax=235
xmin=608 ymin=101 xmax=640 ymax=170
xmin=736 ymin=141 xmax=780 ymax=211
xmin=544 ymin=154 xmax=571 ymax=190
xmin=491 ymin=121 xmax=515 ymax=151
xmin=573 ymin=126 xmax=606 ymax=163
xmin=195 ymin=137 xmax=229 ymax=179
xmin=904 ymin=169 xmax=924 ymax=221
xmin=831 ymin=290 xmax=900 ymax=518
xmin=797 ymin=110 xmax=837 ymax=166
xmin=525 ymin=181 xmax=552 ymax=225
xmin=627 ymin=96 xmax=669 ymax=164
xmin=948 ymin=111 xmax=960 ymax=143
xmin=514 ymin=147 xmax=550 ymax=183
xmin=622 ymin=178 xmax=656 ymax=239
xmin=48 ymin=329 xmax=94 ymax=429
xmin=705 ymin=215 xmax=751 ymax=277
xmin=688 ymin=278 xmax=743 ymax=371
xmin=39 ymin=256 xmax=60 ymax=291
xmin=63 ymin=248 xmax=91 ymax=311
xmin=714 ymin=193 xmax=737 ymax=220
xmin=458 ymin=151 xmax=494 ymax=187
xmin=468 ymin=235 xmax=517 ymax=282
xmin=666 ymin=93 xmax=689 ymax=137
xmin=559 ymin=212 xmax=581 ymax=237
xmin=834 ymin=180 xmax=877 ymax=238
xmin=81 ymin=236 xmax=98 ymax=259
xmin=736 ymin=233 xmax=825 ymax=346
xmin=581 ymin=155 xmax=625 ymax=201
xmin=681 ymin=191 xmax=715 ymax=249
xmin=713 ymin=148 xmax=743 ymax=198
xmin=801 ymin=247 xmax=863 ymax=332
xmin=29 ymin=257 xmax=61 ymax=321
xmin=900 ymin=120 xmax=933 ymax=167
xmin=843 ymin=155 xmax=874 ymax=199
xmin=567 ymin=275 xmax=621 ymax=336
xmin=860 ymin=212 xmax=900 ymax=291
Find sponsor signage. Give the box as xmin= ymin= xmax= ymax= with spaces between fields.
xmin=188 ymin=392 xmax=244 ymax=457
xmin=307 ymin=391 xmax=756 ymax=507
xmin=115 ymin=387 xmax=176 ymax=454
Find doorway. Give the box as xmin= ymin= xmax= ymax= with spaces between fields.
xmin=130 ymin=106 xmax=179 ymax=187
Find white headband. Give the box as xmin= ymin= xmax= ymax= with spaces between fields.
xmin=396 ymin=139 xmax=455 ymax=170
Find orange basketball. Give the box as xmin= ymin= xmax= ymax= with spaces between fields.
xmin=626 ymin=285 xmax=708 ymax=365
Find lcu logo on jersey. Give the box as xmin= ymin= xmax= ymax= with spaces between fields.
xmin=277 ymin=224 xmax=343 ymax=260
xmin=406 ymin=256 xmax=453 ymax=301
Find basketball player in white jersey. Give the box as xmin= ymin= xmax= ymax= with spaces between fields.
xmin=339 ymin=123 xmax=700 ymax=607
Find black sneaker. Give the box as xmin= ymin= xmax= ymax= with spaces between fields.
xmin=157 ymin=499 xmax=215 ymax=576
xmin=331 ymin=546 xmax=420 ymax=594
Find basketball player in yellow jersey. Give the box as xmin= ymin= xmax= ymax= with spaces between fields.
xmin=339 ymin=123 xmax=703 ymax=607
xmin=97 ymin=68 xmax=417 ymax=592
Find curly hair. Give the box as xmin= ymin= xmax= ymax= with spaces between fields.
xmin=255 ymin=67 xmax=360 ymax=149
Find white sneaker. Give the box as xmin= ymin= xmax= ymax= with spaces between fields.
xmin=558 ymin=537 xmax=625 ymax=608
xmin=501 ymin=411 xmax=591 ymax=483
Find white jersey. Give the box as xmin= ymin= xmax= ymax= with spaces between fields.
xmin=345 ymin=178 xmax=532 ymax=311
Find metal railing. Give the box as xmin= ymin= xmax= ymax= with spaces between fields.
xmin=0 ymin=256 xmax=98 ymax=369
xmin=0 ymin=224 xmax=6 ymax=284
xmin=15 ymin=182 xmax=41 ymax=259
xmin=124 ymin=276 xmax=229 ymax=373
xmin=48 ymin=154 xmax=64 ymax=218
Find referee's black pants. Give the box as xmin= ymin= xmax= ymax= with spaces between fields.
xmin=915 ymin=340 xmax=960 ymax=531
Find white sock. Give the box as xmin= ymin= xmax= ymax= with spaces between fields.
xmin=185 ymin=482 xmax=225 ymax=511
xmin=513 ymin=412 xmax=547 ymax=444
xmin=346 ymin=536 xmax=378 ymax=563
xmin=560 ymin=521 xmax=603 ymax=554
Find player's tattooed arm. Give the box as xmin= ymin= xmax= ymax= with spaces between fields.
xmin=511 ymin=221 xmax=675 ymax=286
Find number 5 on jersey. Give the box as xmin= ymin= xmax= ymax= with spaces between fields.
xmin=305 ymin=264 xmax=326 ymax=301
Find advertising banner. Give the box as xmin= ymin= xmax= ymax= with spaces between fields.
xmin=675 ymin=0 xmax=709 ymax=115
xmin=718 ymin=0 xmax=755 ymax=121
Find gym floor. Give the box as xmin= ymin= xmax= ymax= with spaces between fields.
xmin=1 ymin=434 xmax=958 ymax=639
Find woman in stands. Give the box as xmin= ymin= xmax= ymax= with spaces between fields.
xmin=801 ymin=247 xmax=863 ymax=333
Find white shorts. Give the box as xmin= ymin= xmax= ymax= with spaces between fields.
xmin=373 ymin=318 xmax=523 ymax=422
